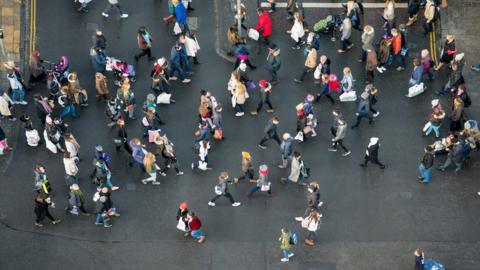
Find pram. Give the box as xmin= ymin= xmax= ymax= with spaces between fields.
xmin=313 ymin=14 xmax=343 ymax=41
xmin=106 ymin=57 xmax=137 ymax=86
xmin=44 ymin=56 xmax=70 ymax=86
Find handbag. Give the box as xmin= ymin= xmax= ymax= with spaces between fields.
xmin=260 ymin=182 xmax=271 ymax=192
xmin=294 ymin=131 xmax=304 ymax=142
xmin=177 ymin=218 xmax=187 ymax=232
xmin=301 ymin=217 xmax=310 ymax=228
xmin=248 ymin=28 xmax=259 ymax=41
xmin=156 ymin=93 xmax=171 ymax=104
xmin=231 ymin=95 xmax=237 ymax=108
xmin=148 ymin=130 xmax=159 ymax=143
xmin=407 ymin=83 xmax=425 ymax=98
xmin=400 ymin=47 xmax=409 ymax=57
xmin=339 ymin=90 xmax=357 ymax=102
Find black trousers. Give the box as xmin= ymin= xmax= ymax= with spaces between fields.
xmin=135 ymin=48 xmax=152 ymax=59
xmin=332 ymin=140 xmax=349 ymax=153
xmin=256 ymin=98 xmax=273 ymax=112
xmin=259 ymin=133 xmax=281 ymax=146
xmin=363 ymin=156 xmax=385 ymax=167
xmin=210 ymin=192 xmax=235 ymax=204
xmin=237 ymin=169 xmax=254 ymax=181
xmin=36 ymin=210 xmax=55 ymax=223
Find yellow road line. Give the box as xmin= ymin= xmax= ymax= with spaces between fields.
xmin=29 ymin=0 xmax=36 ymax=56
xmin=432 ymin=23 xmax=437 ymax=64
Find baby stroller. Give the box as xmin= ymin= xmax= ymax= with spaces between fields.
xmin=313 ymin=14 xmax=342 ymax=41
xmin=106 ymin=57 xmax=137 ymax=86
xmin=44 ymin=56 xmax=70 ymax=85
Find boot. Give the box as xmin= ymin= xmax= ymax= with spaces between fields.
xmin=304 ymin=239 xmax=314 ymax=246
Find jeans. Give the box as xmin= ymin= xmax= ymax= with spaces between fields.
xmin=11 ymin=88 xmax=25 ymax=102
xmin=282 ymin=249 xmax=292 ymax=259
xmin=235 ymin=103 xmax=244 ymax=113
xmin=351 ymin=112 xmax=373 ymax=128
xmin=425 ymin=123 xmax=441 ymax=138
xmin=180 ymin=21 xmax=190 ymax=34
xmin=169 ymin=65 xmax=185 ymax=81
xmin=256 ymin=98 xmax=273 ymax=112
xmin=419 ymin=164 xmax=432 ymax=182
xmin=143 ymin=171 xmax=157 ymax=182
xmin=210 ymin=192 xmax=235 ymax=204
xmin=391 ymin=53 xmax=404 ymax=67
xmin=360 ymin=49 xmax=367 ymax=62
xmin=282 ymin=154 xmax=292 ymax=167
xmin=60 ymin=104 xmax=78 ymax=119
xmin=341 ymin=38 xmax=352 ymax=50
xmin=440 ymin=156 xmax=462 ymax=172
xmin=104 ymin=3 xmax=123 ymax=14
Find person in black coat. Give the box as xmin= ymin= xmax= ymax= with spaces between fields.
xmin=265 ymin=44 xmax=281 ymax=84
xmin=34 ymin=195 xmax=60 ymax=228
xmin=258 ymin=116 xmax=281 ymax=149
xmin=360 ymin=137 xmax=385 ymax=169
xmin=115 ymin=118 xmax=131 ymax=153
xmin=414 ymin=248 xmax=425 ymax=270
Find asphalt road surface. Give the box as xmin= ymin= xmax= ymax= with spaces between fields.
xmin=0 ymin=1 xmax=479 ymax=270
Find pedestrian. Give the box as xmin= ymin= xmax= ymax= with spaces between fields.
xmin=90 ymin=144 xmax=112 ymax=178
xmin=419 ymin=146 xmax=435 ymax=184
xmin=194 ymin=122 xmax=211 ymax=142
xmin=382 ymin=0 xmax=396 ymax=32
xmin=346 ymin=0 xmax=361 ymax=31
xmin=5 ymin=64 xmax=27 ymax=105
xmin=366 ymin=84 xmax=380 ymax=117
xmin=95 ymin=72 xmax=109 ymax=101
xmin=289 ymin=12 xmax=305 ymax=50
xmin=265 ymin=44 xmax=281 ymax=85
xmin=422 ymin=0 xmax=437 ymax=35
xmin=337 ymin=17 xmax=354 ymax=53
xmin=365 ymin=49 xmax=377 ymax=84
xmin=301 ymin=209 xmax=321 ymax=246
xmin=406 ymin=0 xmax=422 ymax=26
xmin=142 ymin=152 xmax=162 ymax=185
xmin=134 ymin=26 xmax=154 ymax=62
xmin=176 ymin=201 xmax=189 ymax=236
xmin=91 ymin=47 xmax=107 ymax=73
xmin=437 ymin=136 xmax=463 ymax=173
xmin=115 ymin=118 xmax=131 ymax=153
xmin=328 ymin=118 xmax=351 ymax=156
xmin=58 ymin=86 xmax=77 ymax=120
xmin=116 ymin=78 xmax=136 ymax=119
xmin=258 ymin=116 xmax=281 ymax=149
xmin=294 ymin=45 xmax=317 ymax=83
xmin=93 ymin=28 xmax=107 ymax=51
xmin=169 ymin=43 xmax=192 ymax=83
xmin=29 ymin=50 xmax=46 ymax=85
xmin=151 ymin=58 xmax=171 ymax=95
xmin=340 ymin=67 xmax=354 ymax=92
xmin=254 ymin=8 xmax=272 ymax=54
xmin=234 ymin=151 xmax=254 ymax=184
xmin=129 ymin=138 xmax=146 ymax=170
xmin=155 ymin=133 xmax=184 ymax=176
xmin=102 ymin=0 xmax=128 ymax=18
xmin=279 ymin=228 xmax=294 ymax=262
xmin=33 ymin=95 xmax=52 ymax=125
xmin=173 ymin=0 xmax=189 ymax=34
xmin=177 ymin=35 xmax=193 ymax=76
xmin=358 ymin=25 xmax=374 ymax=63
xmin=294 ymin=181 xmax=323 ymax=220
xmin=390 ymin=28 xmax=405 ymax=71
xmin=249 ymin=79 xmax=272 ymax=115
xmin=192 ymin=139 xmax=211 ymax=171
xmin=281 ymin=151 xmax=307 ymax=185
xmin=34 ymin=195 xmax=60 ymax=228
xmin=0 ymin=90 xmax=16 ymax=121
xmin=449 ymin=97 xmax=464 ymax=132
xmin=420 ymin=49 xmax=434 ymax=81
xmin=187 ymin=212 xmax=206 ymax=243
xmin=436 ymin=58 xmax=463 ymax=95
xmin=44 ymin=116 xmax=65 ymax=153
xmin=92 ymin=157 xmax=119 ymax=191
xmin=66 ymin=184 xmax=90 ymax=216
xmin=246 ymin=164 xmax=273 ymax=198
xmin=279 ymin=133 xmax=294 ymax=168
xmin=233 ymin=38 xmax=257 ymax=70
xmin=360 ymin=137 xmax=386 ymax=169
xmin=208 ymin=171 xmax=242 ymax=207
xmin=414 ymin=248 xmax=425 ymax=270
xmin=67 ymin=72 xmax=89 ymax=107
xmin=434 ymin=34 xmax=456 ymax=71
xmin=21 ymin=115 xmax=40 ymax=147
xmin=232 ymin=82 xmax=247 ymax=117
xmin=409 ymin=58 xmax=424 ymax=85
xmin=93 ymin=187 xmax=120 ymax=227
xmin=351 ymin=91 xmax=373 ymax=129
xmin=212 ymin=105 xmax=224 ymax=140
xmin=64 ymin=133 xmax=81 ymax=162
xmin=376 ymin=36 xmax=392 ymax=73
xmin=63 ymin=152 xmax=79 ymax=186
xmin=423 ymin=101 xmax=445 ymax=138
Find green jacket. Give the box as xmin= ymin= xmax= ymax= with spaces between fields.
xmin=279 ymin=232 xmax=291 ymax=250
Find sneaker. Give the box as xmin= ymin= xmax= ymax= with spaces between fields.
xmin=258 ymin=144 xmax=267 ymax=150
xmin=278 ymin=165 xmax=287 ymax=169
xmin=235 ymin=112 xmax=244 ymax=117
xmin=104 ymin=223 xmax=113 ymax=228
xmin=250 ymin=111 xmax=258 ymax=116
xmin=477 ymin=192 xmax=480 ymax=196
xmin=288 ymin=253 xmax=294 ymax=258
xmin=152 ymin=181 xmax=161 ymax=185
xmin=101 ymin=12 xmax=109 ymax=17
xmin=182 ymin=78 xmax=191 ymax=83
xmin=396 ymin=66 xmax=405 ymax=71
xmin=337 ymin=49 xmax=346 ymax=53
xmin=191 ymin=163 xmax=195 ymax=170
xmin=111 ymin=186 xmax=119 ymax=191
xmin=281 ymin=258 xmax=289 ymax=262
xmin=266 ymin=109 xmax=274 ymax=113
xmin=232 ymin=202 xmax=241 ymax=207
xmin=294 ymin=217 xmax=303 ymax=221
xmin=292 ymin=45 xmax=301 ymax=50
xmin=176 ymin=171 xmax=184 ymax=176
xmin=120 ymin=14 xmax=129 ymax=18
xmin=293 ymin=78 xmax=302 ymax=83
xmin=342 ymin=151 xmax=351 ymax=157
xmin=318 ymin=201 xmax=324 ymax=207
xmin=381 ymin=67 xmax=387 ymax=72
xmin=207 ymin=201 xmax=215 ymax=207
xmin=8 ymin=117 xmax=16 ymax=121
xmin=327 ymin=147 xmax=337 ymax=152
xmin=160 ymin=172 xmax=167 ymax=177
xmin=52 ymin=219 xmax=61 ymax=225
xmin=373 ymin=112 xmax=380 ymax=117
xmin=141 ymin=179 xmax=148 ymax=185
xmin=169 ymin=76 xmax=178 ymax=81
xmin=94 ymin=222 xmax=103 ymax=225
xmin=376 ymin=66 xmax=384 ymax=73
xmin=347 ymin=43 xmax=354 ymax=50
xmin=35 ymin=222 xmax=44 ymax=228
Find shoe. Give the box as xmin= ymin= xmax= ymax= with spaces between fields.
xmin=198 ymin=236 xmax=206 ymax=243
xmin=288 ymin=253 xmax=294 ymax=258
xmin=110 ymin=186 xmax=119 ymax=191
xmin=373 ymin=112 xmax=380 ymax=117
xmin=52 ymin=219 xmax=61 ymax=225
xmin=376 ymin=66 xmax=384 ymax=73
xmin=381 ymin=67 xmax=387 ymax=72
xmin=327 ymin=147 xmax=337 ymax=152
xmin=152 ymin=181 xmax=161 ymax=185
xmin=347 ymin=44 xmax=354 ymax=50
xmin=337 ymin=49 xmax=345 ymax=53
xmin=235 ymin=112 xmax=244 ymax=117
xmin=120 ymin=14 xmax=129 ymax=18
xmin=182 ymin=78 xmax=191 ymax=83
xmin=318 ymin=201 xmax=323 ymax=207
xmin=160 ymin=172 xmax=167 ymax=177
xmin=292 ymin=45 xmax=301 ymax=50
xmin=232 ymin=202 xmax=241 ymax=207
xmin=176 ymin=171 xmax=184 ymax=176
xmin=169 ymin=76 xmax=178 ymax=81
xmin=258 ymin=144 xmax=267 ymax=150
xmin=305 ymin=239 xmax=314 ymax=246
xmin=208 ymin=201 xmax=215 ymax=207
xmin=102 ymin=12 xmax=109 ymax=17
xmin=266 ymin=109 xmax=274 ymax=113
xmin=104 ymin=223 xmax=113 ymax=228
xmin=396 ymin=66 xmax=405 ymax=71
xmin=342 ymin=151 xmax=351 ymax=157
xmin=35 ymin=222 xmax=44 ymax=228
xmin=281 ymin=258 xmax=289 ymax=262
xmin=294 ymin=217 xmax=303 ymax=221
xmin=471 ymin=65 xmax=480 ymax=72
xmin=94 ymin=222 xmax=103 ymax=226
xmin=250 ymin=111 xmax=258 ymax=116
xmin=293 ymin=78 xmax=302 ymax=83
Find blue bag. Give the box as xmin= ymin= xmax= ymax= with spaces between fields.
xmin=289 ymin=232 xmax=298 ymax=245
xmin=424 ymin=259 xmax=445 ymax=270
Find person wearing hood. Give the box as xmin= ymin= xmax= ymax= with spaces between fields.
xmin=351 ymin=91 xmax=373 ymax=129
xmin=419 ymin=145 xmax=435 ymax=183
xmin=251 ymin=80 xmax=274 ymax=115
xmin=265 ymin=44 xmax=281 ymax=84
xmin=279 ymin=133 xmax=294 ymax=168
xmin=246 ymin=164 xmax=273 ymax=198
xmin=29 ymin=50 xmax=46 ymax=84
xmin=360 ymin=137 xmax=386 ymax=169
xmin=234 ymin=151 xmax=254 ymax=183
xmin=328 ymin=118 xmax=351 ymax=156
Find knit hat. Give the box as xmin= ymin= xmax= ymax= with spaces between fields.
xmin=259 ymin=164 xmax=268 ymax=175
xmin=241 ymin=151 xmax=251 ymax=159
xmin=259 ymin=80 xmax=268 ymax=88
xmin=179 ymin=201 xmax=189 ymax=210
xmin=95 ymin=144 xmax=103 ymax=151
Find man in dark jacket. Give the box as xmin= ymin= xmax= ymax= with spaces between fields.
xmin=419 ymin=145 xmax=435 ymax=183
xmin=258 ymin=116 xmax=281 ymax=149
xmin=351 ymin=91 xmax=373 ymax=129
xmin=360 ymin=137 xmax=386 ymax=169
xmin=208 ymin=171 xmax=241 ymax=207
xmin=265 ymin=44 xmax=281 ymax=84
xmin=437 ymin=137 xmax=464 ymax=173
xmin=328 ymin=118 xmax=351 ymax=156
xmin=278 ymin=133 xmax=294 ymax=168
xmin=251 ymin=80 xmax=274 ymax=115
xmin=294 ymin=181 xmax=323 ymax=221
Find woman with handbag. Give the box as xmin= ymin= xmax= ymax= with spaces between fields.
xmin=176 ymin=201 xmax=189 ymax=236
xmin=187 ymin=212 xmax=206 ymax=243
xmin=424 ymin=103 xmax=445 ymax=138
xmin=289 ymin=12 xmax=305 ymax=50
xmin=301 ymin=209 xmax=321 ymax=246
xmin=246 ymin=164 xmax=273 ymax=198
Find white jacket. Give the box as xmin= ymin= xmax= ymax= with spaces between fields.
xmin=65 ymin=141 xmax=79 ymax=157
xmin=184 ymin=36 xmax=200 ymax=57
xmin=304 ymin=216 xmax=320 ymax=232
xmin=199 ymin=143 xmax=210 ymax=161
xmin=0 ymin=94 xmax=13 ymax=116
xmin=290 ymin=19 xmax=305 ymax=42
xmin=63 ymin=157 xmax=78 ymax=176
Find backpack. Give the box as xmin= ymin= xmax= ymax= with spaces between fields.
xmin=214 ymin=183 xmax=223 ymax=195
xmin=289 ymin=232 xmax=298 ymax=245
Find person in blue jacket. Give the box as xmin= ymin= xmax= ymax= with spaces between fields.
xmin=173 ymin=0 xmax=189 ymax=34
xmin=409 ymin=58 xmax=424 ymax=85
xmin=91 ymin=47 xmax=107 ymax=73
xmin=169 ymin=43 xmax=191 ymax=83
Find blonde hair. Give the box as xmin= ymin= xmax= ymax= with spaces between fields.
xmin=235 ymin=83 xmax=246 ymax=95
xmin=343 ymin=67 xmax=351 ymax=76
xmin=143 ymin=152 xmax=156 ymax=168
xmin=320 ymin=55 xmax=327 ymax=63
xmin=446 ymin=34 xmax=455 ymax=41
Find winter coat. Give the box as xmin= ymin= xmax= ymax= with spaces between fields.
xmin=290 ymin=19 xmax=305 ymax=42
xmin=255 ymin=12 xmax=272 ymax=38
xmin=0 ymin=94 xmax=13 ymax=116
xmin=378 ymin=43 xmax=391 ymax=64
xmin=95 ymin=73 xmax=109 ymax=96
xmin=264 ymin=119 xmax=278 ymax=137
xmin=288 ymin=157 xmax=302 ymax=182
xmin=391 ymin=35 xmax=402 ymax=55
xmin=305 ymin=48 xmax=318 ymax=69
xmin=241 ymin=158 xmax=252 ymax=173
xmin=279 ymin=231 xmax=292 ymax=250
xmin=366 ymin=50 xmax=378 ymax=71
xmin=421 ymin=56 xmax=432 ymax=74
xmin=333 ymin=121 xmax=347 ymax=141
xmin=440 ymin=40 xmax=456 ymax=63
xmin=174 ymin=2 xmax=187 ymax=24
xmin=184 ymin=36 xmax=200 ymax=57
xmin=91 ymin=51 xmax=107 ymax=73
xmin=280 ymin=137 xmax=294 ymax=156
xmin=63 ymin=157 xmax=78 ymax=176
xmin=233 ymin=84 xmax=247 ymax=105
xmin=411 ymin=66 xmax=424 ymax=84
xmin=450 ymin=104 xmax=464 ymax=122
xmin=361 ymin=31 xmax=375 ymax=51
xmin=266 ymin=53 xmax=281 ymax=72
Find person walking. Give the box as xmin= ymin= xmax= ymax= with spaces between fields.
xmin=420 ymin=49 xmax=434 ymax=81
xmin=258 ymin=116 xmax=281 ymax=149
xmin=142 ymin=152 xmax=162 ymax=185
xmin=423 ymin=102 xmax=445 ymax=138
xmin=155 ymin=133 xmax=184 ymax=176
xmin=337 ymin=16 xmax=354 ymax=53
xmin=449 ymin=97 xmax=464 ymax=132
xmin=434 ymin=34 xmax=456 ymax=71
xmin=63 ymin=152 xmax=79 ymax=186
xmin=351 ymin=91 xmax=373 ymax=129
xmin=265 ymin=44 xmax=281 ymax=84
xmin=328 ymin=118 xmax=351 ymax=156
xmin=437 ymin=136 xmax=464 ymax=173
xmin=232 ymin=82 xmax=247 ymax=117
xmin=5 ymin=65 xmax=27 ymax=105
xmin=289 ymin=12 xmax=305 ymax=50
xmin=390 ymin=28 xmax=405 ymax=71
xmin=134 ymin=27 xmax=154 ymax=62
xmin=279 ymin=228 xmax=294 ymax=262
xmin=418 ymin=146 xmax=435 ymax=184
xmin=294 ymin=45 xmax=317 ymax=83
xmin=66 ymin=184 xmax=90 ymax=216
xmin=64 ymin=133 xmax=81 ymax=162
xmin=422 ymin=0 xmax=437 ymax=35
xmin=95 ymin=72 xmax=109 ymax=101
xmin=406 ymin=0 xmax=422 ymax=27
xmin=246 ymin=164 xmax=273 ymax=198
xmin=278 ymin=133 xmax=294 ymax=168
xmin=34 ymin=195 xmax=60 ymax=228
xmin=28 ymin=50 xmax=46 ymax=85
xmin=116 ymin=78 xmax=136 ymax=119
xmin=301 ymin=209 xmax=321 ymax=246
xmin=254 ymin=8 xmax=272 ymax=54
xmin=360 ymin=137 xmax=386 ymax=169
xmin=365 ymin=49 xmax=377 ymax=84
xmin=234 ymin=151 xmax=254 ymax=184
xmin=102 ymin=0 xmax=128 ymax=18
xmin=192 ymin=139 xmax=211 ymax=171
xmin=0 ymin=90 xmax=16 ymax=121
xmin=173 ymin=0 xmax=189 ymax=34
xmin=409 ymin=58 xmax=424 ymax=86
xmin=281 ymin=151 xmax=307 ymax=185
xmin=251 ymin=80 xmax=274 ymax=115
xmin=187 ymin=212 xmax=206 ymax=243
xmin=208 ymin=171 xmax=241 ymax=207
xmin=358 ymin=25 xmax=374 ymax=62
xmin=414 ymin=248 xmax=425 ymax=270
xmin=169 ymin=43 xmax=192 ymax=83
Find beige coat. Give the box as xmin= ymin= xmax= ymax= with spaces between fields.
xmin=288 ymin=157 xmax=302 ymax=182
xmin=95 ymin=72 xmax=109 ymax=96
xmin=424 ymin=2 xmax=436 ymax=22
xmin=0 ymin=94 xmax=13 ymax=116
xmin=305 ymin=48 xmax=317 ymax=69
xmin=234 ymin=83 xmax=247 ymax=105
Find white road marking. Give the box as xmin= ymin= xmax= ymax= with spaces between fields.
xmin=260 ymin=2 xmax=408 ymax=8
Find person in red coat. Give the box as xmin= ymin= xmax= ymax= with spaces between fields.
xmin=254 ymin=8 xmax=272 ymax=54
xmin=187 ymin=212 xmax=206 ymax=243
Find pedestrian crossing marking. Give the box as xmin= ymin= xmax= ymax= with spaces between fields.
xmin=260 ymin=2 xmax=408 ymax=8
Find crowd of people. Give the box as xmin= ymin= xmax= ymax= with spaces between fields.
xmin=0 ymin=0 xmax=473 ymax=267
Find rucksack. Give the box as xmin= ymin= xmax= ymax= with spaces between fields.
xmin=289 ymin=232 xmax=298 ymax=245
xmin=214 ymin=184 xmax=223 ymax=195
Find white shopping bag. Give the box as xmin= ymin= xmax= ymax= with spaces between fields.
xmin=340 ymin=91 xmax=357 ymax=102
xmin=248 ymin=28 xmax=259 ymax=41
xmin=157 ymin=93 xmax=171 ymax=104
xmin=294 ymin=131 xmax=304 ymax=142
xmin=173 ymin=22 xmax=183 ymax=35
xmin=407 ymin=83 xmax=425 ymax=98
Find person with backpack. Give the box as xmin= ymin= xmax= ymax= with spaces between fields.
xmin=208 ymin=171 xmax=241 ymax=207
xmin=134 ymin=27 xmax=154 ymax=62
xmin=66 ymin=184 xmax=90 ymax=216
xmin=102 ymin=0 xmax=128 ymax=18
xmin=279 ymin=228 xmax=294 ymax=262
xmin=246 ymin=164 xmax=273 ymax=198
xmin=258 ymin=116 xmax=281 ymax=149
xmin=265 ymin=44 xmax=281 ymax=84
xmin=301 ymin=209 xmax=321 ymax=246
